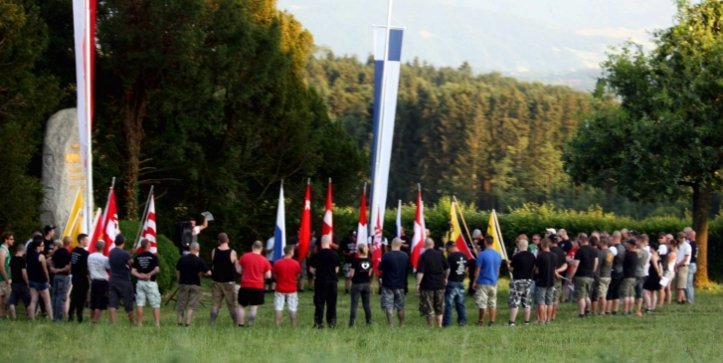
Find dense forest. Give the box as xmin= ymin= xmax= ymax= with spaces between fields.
xmin=1 ymin=0 xmax=719 ymax=249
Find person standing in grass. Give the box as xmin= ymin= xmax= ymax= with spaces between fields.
xmin=593 ymin=236 xmax=613 ymax=315
xmin=642 ymin=245 xmax=663 ymax=313
xmin=132 ymin=239 xmax=161 ymax=327
xmin=657 ymin=233 xmax=673 ymax=306
xmin=0 ymin=232 xmax=14 ymax=318
xmin=49 ymin=236 xmax=72 ymax=321
xmin=548 ymin=232 xmax=567 ymax=321
xmin=348 ymin=243 xmax=373 ymax=327
xmin=571 ymin=233 xmax=598 ymax=318
xmin=69 ymin=234 xmax=90 ymax=323
xmin=27 ymin=238 xmax=52 ymax=320
xmin=416 ymin=238 xmax=449 ymax=328
xmin=684 ymin=227 xmax=697 ymax=304
xmin=236 ymin=240 xmax=272 ymax=327
xmin=176 ymin=242 xmax=211 ymax=326
xmin=210 ymin=233 xmax=240 ymax=326
xmin=673 ymin=232 xmax=691 ymax=304
xmin=620 ymin=239 xmax=639 ymax=315
xmin=108 ymin=235 xmax=135 ymax=325
xmin=7 ymin=243 xmax=30 ymax=319
xmin=309 ymin=235 xmax=340 ymax=328
xmin=443 ymin=242 xmax=468 ymax=327
xmin=606 ymin=231 xmax=625 ymax=315
xmin=378 ymin=238 xmax=409 ymax=326
xmin=273 ymin=245 xmax=302 ymax=327
xmin=88 ymin=240 xmax=110 ymax=323
xmin=634 ymin=235 xmax=650 ymax=316
xmin=507 ymin=238 xmax=536 ymax=326
xmin=473 ymin=235 xmax=502 ymax=326
xmin=534 ymin=238 xmax=561 ymax=324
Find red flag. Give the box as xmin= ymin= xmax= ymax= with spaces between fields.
xmin=371 ymin=207 xmax=383 ymax=274
xmin=450 ymin=201 xmax=474 ymax=259
xmin=88 ymin=208 xmax=104 ymax=253
xmin=356 ymin=184 xmax=368 ymax=250
xmin=322 ymin=179 xmax=333 ymax=242
xmin=410 ymin=188 xmax=426 ymax=269
xmin=135 ymin=191 xmax=157 ymax=255
xmin=101 ymin=189 xmax=119 ymax=255
xmin=296 ymin=182 xmax=311 ymax=262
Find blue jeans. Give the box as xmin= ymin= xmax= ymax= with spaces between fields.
xmin=686 ymin=262 xmax=696 ymax=303
xmin=52 ymin=275 xmax=71 ymax=321
xmin=442 ymin=281 xmax=467 ymax=327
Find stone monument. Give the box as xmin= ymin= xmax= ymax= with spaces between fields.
xmin=39 ymin=108 xmax=87 ymax=234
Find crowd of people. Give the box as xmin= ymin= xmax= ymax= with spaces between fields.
xmin=0 ymin=224 xmax=699 ymax=328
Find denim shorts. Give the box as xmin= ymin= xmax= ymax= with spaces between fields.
xmin=29 ymin=281 xmax=49 ymax=291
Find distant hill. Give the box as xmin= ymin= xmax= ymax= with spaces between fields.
xmin=278 ymin=0 xmax=676 ymax=91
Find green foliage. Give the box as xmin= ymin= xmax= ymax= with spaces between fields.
xmin=0 ymin=0 xmax=61 ymax=234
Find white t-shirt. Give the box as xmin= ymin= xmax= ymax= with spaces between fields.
xmin=658 ymin=244 xmax=669 ymax=256
xmin=608 ymin=245 xmax=618 ymax=257
xmin=88 ymin=252 xmax=110 ymax=280
xmin=676 ymin=242 xmax=691 ymax=264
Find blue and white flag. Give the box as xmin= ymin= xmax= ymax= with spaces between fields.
xmin=369 ymin=25 xmax=404 ymax=239
xmin=273 ymin=183 xmax=286 ymax=261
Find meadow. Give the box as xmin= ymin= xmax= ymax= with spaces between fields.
xmin=1 ymin=279 xmax=720 ymax=363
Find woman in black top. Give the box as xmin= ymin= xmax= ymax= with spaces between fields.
xmin=349 ymin=243 xmax=373 ymax=326
xmin=643 ymin=249 xmax=662 ymax=312
xmin=27 ymin=240 xmax=53 ymax=320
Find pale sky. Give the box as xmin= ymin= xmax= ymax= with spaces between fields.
xmin=278 ymin=0 xmax=680 ymax=88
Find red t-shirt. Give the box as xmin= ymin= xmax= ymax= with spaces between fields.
xmin=273 ymin=258 xmax=302 ymax=293
xmin=238 ymin=252 xmax=272 ymax=289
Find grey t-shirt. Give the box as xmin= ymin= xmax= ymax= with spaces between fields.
xmin=108 ymin=247 xmax=132 ymax=282
xmin=598 ymin=248 xmax=612 ymax=278
xmin=635 ymin=248 xmax=649 ymax=278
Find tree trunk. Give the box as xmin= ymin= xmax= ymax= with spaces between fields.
xmin=692 ymin=183 xmax=712 ymax=288
xmin=121 ymin=90 xmax=148 ymax=221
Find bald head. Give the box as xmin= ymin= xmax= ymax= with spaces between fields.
xmin=424 ymin=238 xmax=435 ymax=249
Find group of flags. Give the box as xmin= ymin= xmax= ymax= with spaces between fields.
xmin=61 ymin=181 xmax=157 ymax=257
xmin=268 ymin=179 xmax=509 ymax=271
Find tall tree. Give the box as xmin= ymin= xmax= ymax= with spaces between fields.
xmin=0 ymin=0 xmax=61 ymax=233
xmin=564 ymin=0 xmax=722 ymax=286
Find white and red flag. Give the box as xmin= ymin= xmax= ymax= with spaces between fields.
xmin=135 ymin=191 xmax=157 ymax=254
xmin=409 ymin=186 xmax=426 ymax=269
xmin=321 ymin=178 xmax=333 ymax=243
xmin=89 ymin=184 xmax=119 ymax=256
xmin=356 ymin=184 xmax=368 ymax=249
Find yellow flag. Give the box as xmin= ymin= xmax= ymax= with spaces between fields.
xmin=486 ymin=210 xmax=508 ymax=260
xmin=62 ymin=188 xmax=84 ymax=248
xmin=450 ymin=201 xmax=474 ymax=259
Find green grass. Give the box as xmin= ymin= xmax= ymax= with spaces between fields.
xmin=1 ymin=278 xmax=720 ymax=362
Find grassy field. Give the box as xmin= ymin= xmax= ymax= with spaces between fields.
xmin=1 ymin=278 xmax=720 ymax=362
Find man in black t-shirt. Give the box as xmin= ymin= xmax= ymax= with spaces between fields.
xmin=443 ymin=242 xmax=468 ymax=327
xmin=8 ymin=243 xmax=30 ymax=319
xmin=342 ymin=231 xmax=357 ymax=294
xmin=349 ymin=243 xmax=373 ymax=326
xmin=508 ymin=239 xmax=535 ymax=326
xmin=175 ymin=242 xmax=211 ymax=326
xmin=549 ymin=237 xmax=568 ymax=321
xmin=50 ymin=237 xmax=72 ymax=321
xmin=132 ymin=239 xmax=161 ymax=327
xmin=572 ymin=233 xmax=598 ymax=317
xmin=416 ymin=238 xmax=449 ymax=328
xmin=108 ymin=235 xmax=134 ymax=325
xmin=534 ymin=238 xmax=563 ymax=324
xmin=69 ymin=234 xmax=90 ymax=322
xmin=379 ymin=238 xmax=410 ymax=326
xmin=309 ymin=236 xmax=340 ymax=328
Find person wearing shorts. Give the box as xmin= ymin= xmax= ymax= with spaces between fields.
xmin=621 ymin=239 xmax=639 ymax=314
xmin=210 ymin=233 xmax=240 ymax=325
xmin=534 ymin=238 xmax=563 ymax=324
xmin=236 ymin=240 xmax=272 ymax=327
xmin=0 ymin=232 xmax=14 ymax=318
xmin=572 ymin=234 xmax=598 ymax=318
xmin=132 ymin=239 xmax=161 ymax=326
xmin=378 ymin=238 xmax=409 ymax=326
xmin=27 ymin=238 xmax=52 ymax=320
xmin=549 ymin=236 xmax=568 ymax=321
xmin=272 ymin=245 xmax=301 ymax=327
xmin=108 ymin=235 xmax=134 ymax=325
xmin=175 ymin=242 xmax=210 ymax=326
xmin=88 ymin=240 xmax=110 ymax=323
xmin=7 ymin=242 xmax=30 ymax=319
xmin=416 ymin=238 xmax=449 ymax=328
xmin=673 ymin=232 xmax=691 ymax=304
xmin=508 ymin=239 xmax=535 ymax=326
xmin=473 ymin=236 xmax=502 ymax=326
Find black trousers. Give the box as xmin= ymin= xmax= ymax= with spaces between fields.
xmin=349 ymin=282 xmax=372 ymax=324
xmin=314 ymin=281 xmax=338 ymax=327
xmin=69 ymin=279 xmax=89 ymax=322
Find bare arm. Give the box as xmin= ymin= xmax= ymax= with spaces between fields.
xmin=0 ymin=250 xmax=8 ymax=283
xmin=415 ymin=272 xmax=424 ymax=293
xmin=40 ymin=255 xmax=50 ymax=282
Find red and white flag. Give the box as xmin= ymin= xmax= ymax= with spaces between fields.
xmin=321 ymin=179 xmax=333 ymax=243
xmin=89 ymin=185 xmax=119 ymax=256
xmin=135 ymin=191 xmax=157 ymax=254
xmin=371 ymin=207 xmax=383 ymax=274
xmin=410 ymin=187 xmax=426 ymax=269
xmin=356 ymin=184 xmax=368 ymax=249
xmin=296 ymin=181 xmax=311 ymax=262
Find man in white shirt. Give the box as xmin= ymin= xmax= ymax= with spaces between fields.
xmin=88 ymin=240 xmax=110 ymax=323
xmin=674 ymin=232 xmax=691 ymax=304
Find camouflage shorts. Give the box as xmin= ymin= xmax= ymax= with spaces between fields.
xmin=508 ymin=279 xmax=533 ymax=309
xmin=419 ymin=289 xmax=445 ymax=316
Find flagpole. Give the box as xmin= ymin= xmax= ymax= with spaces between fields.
xmin=84 ymin=0 xmax=94 ymax=235
xmin=134 ymin=185 xmax=154 ymax=247
xmin=453 ymin=195 xmax=476 ymax=257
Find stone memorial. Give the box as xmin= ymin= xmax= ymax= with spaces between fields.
xmin=39 ymin=108 xmax=87 ymax=234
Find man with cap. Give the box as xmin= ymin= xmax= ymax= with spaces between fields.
xmin=108 ymin=234 xmax=135 ymax=324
